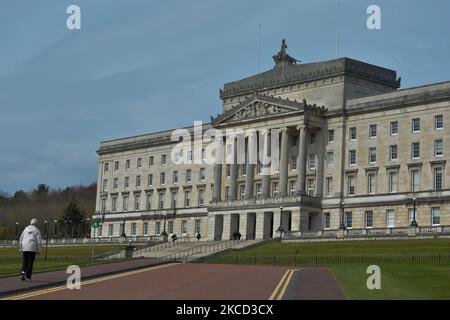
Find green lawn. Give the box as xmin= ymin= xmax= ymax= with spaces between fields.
xmin=206 ymin=239 xmax=450 ymax=299
xmin=0 ymin=245 xmax=125 ymax=276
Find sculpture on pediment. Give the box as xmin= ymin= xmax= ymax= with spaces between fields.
xmin=231 ymin=102 xmax=284 ymax=121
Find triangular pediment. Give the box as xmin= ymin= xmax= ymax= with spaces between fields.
xmin=212 ymin=93 xmax=307 ymax=125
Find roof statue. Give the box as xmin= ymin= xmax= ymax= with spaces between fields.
xmin=272 ymin=39 xmax=300 ymax=65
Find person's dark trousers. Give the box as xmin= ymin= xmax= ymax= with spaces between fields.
xmin=21 ymin=251 xmax=36 ymax=279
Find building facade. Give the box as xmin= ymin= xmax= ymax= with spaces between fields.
xmin=93 ymin=40 xmax=450 ymax=241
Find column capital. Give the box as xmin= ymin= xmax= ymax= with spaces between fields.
xmin=296 ymin=124 xmax=309 ymax=131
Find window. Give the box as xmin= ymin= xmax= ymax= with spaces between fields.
xmin=365 ymin=211 xmax=373 ymax=228
xmin=272 ymin=182 xmax=279 ymax=198
xmin=432 ymin=207 xmax=441 ymax=226
xmin=125 ymin=159 xmax=131 ymax=170
xmin=149 ymin=156 xmax=154 ymax=167
xmin=291 ymin=135 xmax=298 ymax=146
xmin=155 ymin=222 xmax=161 ymax=235
xmin=369 ymin=147 xmax=377 ymax=163
xmin=171 ymin=192 xmax=177 ymax=208
xmin=434 ymin=167 xmax=443 ymax=190
xmin=160 ymin=172 xmax=166 ymax=185
xmin=146 ymin=193 xmax=152 ymax=210
xmin=328 ymin=130 xmax=335 ymax=143
xmin=412 ymin=118 xmax=420 ymax=133
xmin=386 ymin=209 xmax=395 ymax=228
xmin=308 ymin=155 xmax=316 ymax=169
xmin=326 ymin=177 xmax=333 ymax=196
xmin=195 ymin=219 xmax=201 ymax=234
xmin=290 ymin=158 xmax=297 ymax=171
xmin=225 ymin=187 xmax=230 ymax=201
xmin=435 ymin=114 xmax=443 ymax=130
xmin=201 ymin=148 xmax=206 ymax=161
xmin=181 ymin=221 xmax=188 ymax=235
xmin=113 ymin=178 xmax=118 ymax=190
xmin=349 ymin=127 xmax=357 ymax=141
xmin=134 ymin=195 xmax=140 ymax=211
xmin=131 ymin=223 xmax=136 ymax=236
xmin=184 ymin=190 xmax=191 ymax=207
xmin=390 ymin=145 xmax=398 ymax=161
xmin=123 ymin=195 xmax=129 ymax=212
xmin=368 ymin=173 xmax=376 ymax=194
xmin=289 ymin=181 xmax=296 ymax=196
xmin=187 ymin=150 xmax=193 ymax=162
xmin=124 ymin=177 xmax=130 ymax=189
xmin=239 ymin=185 xmax=245 ymax=200
xmin=369 ymin=124 xmax=377 ymax=138
xmin=435 ymin=139 xmax=443 ymax=156
xmin=98 ymin=224 xmax=103 ymax=237
xmin=200 ymin=168 xmax=206 ymax=181
xmin=119 ymin=223 xmax=125 ymax=236
xmin=307 ymin=179 xmax=315 ymax=196
xmin=136 ymin=175 xmax=141 ymax=188
xmin=148 ymin=174 xmax=153 ymax=186
xmin=102 ymin=179 xmax=108 ymax=192
xmin=411 ymin=169 xmax=420 ymax=192
xmin=327 ymin=152 xmax=334 ymax=167
xmin=345 ymin=212 xmax=353 ymax=229
xmin=143 ymin=222 xmax=148 ymax=236
xmin=412 ymin=142 xmax=420 ymax=159
xmin=108 ymin=224 xmax=114 ymax=237
xmin=324 ymin=213 xmax=331 ymax=229
xmin=390 ymin=121 xmax=398 ymax=136
xmin=186 ymin=169 xmax=192 ymax=183
xmin=137 ymin=158 xmax=142 ymax=169
xmin=349 ymin=150 xmax=356 ymax=165
xmin=171 ymin=171 xmax=178 ymax=184
xmin=256 ymin=183 xmax=262 ymax=198
xmin=168 ymin=221 xmax=174 ymax=234
xmin=161 ymin=154 xmax=167 ymax=165
xmin=348 ymin=175 xmax=356 ymax=196
xmin=198 ymin=189 xmax=205 ymax=206
xmin=158 ymin=192 xmax=164 ymax=209
xmin=408 ymin=208 xmax=416 ymax=225
xmin=104 ymin=162 xmax=109 ymax=173
xmin=111 ymin=197 xmax=117 ymax=212
xmin=100 ymin=198 xmax=106 ymax=213
xmin=388 ymin=171 xmax=398 ymax=193
xmin=114 ymin=161 xmax=119 ymax=171
xmin=226 ymin=165 xmax=231 ymax=177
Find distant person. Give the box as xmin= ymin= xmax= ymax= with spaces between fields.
xmin=19 ymin=219 xmax=42 ymax=281
xmin=196 ymin=233 xmax=201 ymax=242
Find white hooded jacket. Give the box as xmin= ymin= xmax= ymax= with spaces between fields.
xmin=19 ymin=225 xmax=42 ymax=253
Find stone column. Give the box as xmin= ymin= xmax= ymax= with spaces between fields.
xmin=278 ymin=128 xmax=289 ymax=197
xmin=255 ymin=212 xmax=265 ymax=239
xmin=213 ymin=138 xmax=224 ymax=201
xmin=316 ymin=130 xmax=324 ymax=197
xmin=229 ymin=137 xmax=238 ymax=200
xmin=244 ymin=133 xmax=256 ymax=199
xmin=261 ymin=129 xmax=271 ymax=198
xmin=296 ymin=125 xmax=308 ymax=195
xmin=239 ymin=213 xmax=247 ymax=239
xmin=272 ymin=210 xmax=281 ymax=238
xmin=222 ymin=214 xmax=231 ymax=240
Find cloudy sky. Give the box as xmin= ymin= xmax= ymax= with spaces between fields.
xmin=1 ymin=0 xmax=449 ymax=194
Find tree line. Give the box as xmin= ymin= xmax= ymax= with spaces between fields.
xmin=0 ymin=183 xmax=96 ymax=239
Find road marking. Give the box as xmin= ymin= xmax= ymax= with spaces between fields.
xmin=2 ymin=263 xmax=178 ymax=300
xmin=268 ymin=269 xmax=297 ymax=300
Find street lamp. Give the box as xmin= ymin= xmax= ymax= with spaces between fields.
xmin=54 ymin=220 xmax=58 ymax=239
xmin=339 ymin=201 xmax=347 ymax=230
xmin=410 ymin=197 xmax=419 ymax=227
xmin=277 ymin=205 xmax=285 ymax=240
xmin=44 ymin=220 xmax=49 ymax=261
xmin=86 ymin=218 xmax=90 ymax=238
xmin=15 ymin=222 xmax=19 ymax=240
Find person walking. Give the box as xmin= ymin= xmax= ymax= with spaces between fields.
xmin=19 ymin=219 xmax=42 ymax=281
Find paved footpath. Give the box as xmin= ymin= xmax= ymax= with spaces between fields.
xmin=1 ymin=263 xmax=347 ymax=300
xmin=0 ymin=258 xmax=164 ymax=297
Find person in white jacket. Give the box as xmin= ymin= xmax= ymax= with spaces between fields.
xmin=19 ymin=219 xmax=42 ymax=281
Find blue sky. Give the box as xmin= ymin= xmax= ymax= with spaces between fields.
xmin=1 ymin=0 xmax=449 ymax=194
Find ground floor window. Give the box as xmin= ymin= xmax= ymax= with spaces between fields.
xmin=345 ymin=212 xmax=352 ymax=229
xmin=143 ymin=222 xmax=148 ymax=236
xmin=108 ymin=224 xmax=114 ymax=237
xmin=155 ymin=222 xmax=161 ymax=235
xmin=386 ymin=209 xmax=395 ymax=228
xmin=432 ymin=207 xmax=441 ymax=226
xmin=408 ymin=208 xmax=416 ymax=225
xmin=181 ymin=220 xmax=188 ymax=235
xmin=120 ymin=223 xmax=125 ymax=236
xmin=98 ymin=224 xmax=103 ymax=237
xmin=168 ymin=221 xmax=174 ymax=234
xmin=324 ymin=212 xmax=330 ymax=229
xmin=365 ymin=211 xmax=373 ymax=228
xmin=131 ymin=223 xmax=137 ymax=236
xmin=195 ymin=219 xmax=201 ymax=234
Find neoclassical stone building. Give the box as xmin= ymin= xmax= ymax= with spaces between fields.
xmin=93 ymin=40 xmax=450 ymax=241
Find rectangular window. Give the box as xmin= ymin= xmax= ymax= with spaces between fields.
xmin=239 ymin=185 xmax=245 ymax=200
xmin=111 ymin=197 xmax=117 ymax=212
xmin=412 ymin=142 xmax=420 ymax=159
xmin=349 ymin=150 xmax=356 ymax=165
xmin=434 ymin=167 xmax=443 ymax=191
xmin=200 ymin=168 xmax=206 ymax=181
xmin=126 ymin=159 xmax=131 ymax=170
xmin=186 ymin=169 xmax=192 ymax=183
xmin=143 ymin=222 xmax=148 ymax=236
xmin=184 ymin=190 xmax=191 ymax=207
xmin=168 ymin=221 xmax=174 ymax=234
xmin=327 ymin=152 xmax=334 ymax=167
xmin=408 ymin=208 xmax=416 ymax=225
xmin=326 ymin=177 xmax=333 ymax=196
xmin=432 ymin=207 xmax=441 ymax=226
xmin=368 ymin=173 xmax=376 ymax=194
xmin=307 ymin=179 xmax=315 ymax=196
xmin=308 ymin=155 xmax=316 ymax=169
xmin=113 ymin=178 xmax=118 ymax=190
xmin=324 ymin=212 xmax=331 ymax=229
xmin=148 ymin=174 xmax=153 ymax=186
xmin=173 ymin=171 xmax=179 ymax=184
xmin=134 ymin=195 xmax=140 ymax=211
xmin=411 ymin=169 xmax=420 ymax=192
xmin=369 ymin=124 xmax=377 ymax=138
xmin=291 ymin=135 xmax=298 ymax=146
xmin=100 ymin=198 xmax=106 ymax=213
xmin=412 ymin=118 xmax=420 ymax=133
xmin=365 ymin=210 xmax=373 ymax=228
xmin=225 ymin=187 xmax=230 ymax=201
xmin=198 ymin=189 xmax=205 ymax=206
xmin=195 ymin=219 xmax=201 ymax=234
xmin=390 ymin=145 xmax=398 ymax=161
xmin=98 ymin=225 xmax=103 ymax=237
xmin=114 ymin=161 xmax=119 ymax=171
xmin=104 ymin=162 xmax=109 ymax=173
xmin=226 ymin=165 xmax=231 ymax=177
xmin=348 ymin=175 xmax=356 ymax=196
xmin=289 ymin=181 xmax=296 ymax=196
xmin=124 ymin=177 xmax=130 ymax=189
xmin=137 ymin=158 xmax=142 ymax=169
xmin=328 ymin=130 xmax=335 ymax=143
xmin=349 ymin=127 xmax=357 ymax=141
xmin=171 ymin=192 xmax=177 ymax=208
xmin=161 ymin=154 xmax=167 ymax=165
xmin=435 ymin=114 xmax=443 ymax=130
xmin=119 ymin=223 xmax=125 ymax=236
xmin=290 ymin=157 xmax=297 ymax=170
xmin=390 ymin=121 xmax=398 ymax=136
xmin=123 ymin=195 xmax=128 ymax=212
xmin=345 ymin=212 xmax=353 ymax=229
xmin=155 ymin=222 xmax=161 ymax=235
xmin=149 ymin=156 xmax=154 ymax=167
xmin=108 ymin=224 xmax=114 ymax=237
xmin=160 ymin=172 xmax=166 ymax=185
xmin=256 ymin=183 xmax=262 ymax=198
xmin=136 ymin=175 xmax=141 ymax=188
xmin=187 ymin=150 xmax=193 ymax=162
xmin=386 ymin=209 xmax=395 ymax=228
xmin=388 ymin=171 xmax=398 ymax=193
xmin=435 ymin=139 xmax=443 ymax=156
xmin=369 ymin=147 xmax=377 ymax=163
xmin=201 ymin=148 xmax=206 ymax=161
xmin=103 ymin=179 xmax=108 ymax=192
xmin=158 ymin=192 xmax=164 ymax=209
xmin=181 ymin=220 xmax=188 ymax=235
xmin=146 ymin=193 xmax=152 ymax=210
xmin=131 ymin=223 xmax=136 ymax=236
xmin=272 ymin=182 xmax=279 ymax=198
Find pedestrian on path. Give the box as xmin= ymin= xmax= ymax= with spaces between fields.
xmin=19 ymin=219 xmax=42 ymax=281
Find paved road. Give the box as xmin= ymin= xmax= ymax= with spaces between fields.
xmin=2 ymin=263 xmax=346 ymax=300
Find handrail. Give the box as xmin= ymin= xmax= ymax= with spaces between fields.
xmin=161 ymin=239 xmax=243 ymax=261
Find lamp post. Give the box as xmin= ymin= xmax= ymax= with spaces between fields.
xmin=15 ymin=222 xmax=19 ymax=240
xmin=277 ymin=205 xmax=285 ymax=241
xmin=339 ymin=201 xmax=347 ymax=230
xmin=86 ymin=218 xmax=90 ymax=238
xmin=54 ymin=219 xmax=58 ymax=240
xmin=410 ymin=197 xmax=419 ymax=227
xmin=44 ymin=220 xmax=49 ymax=261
